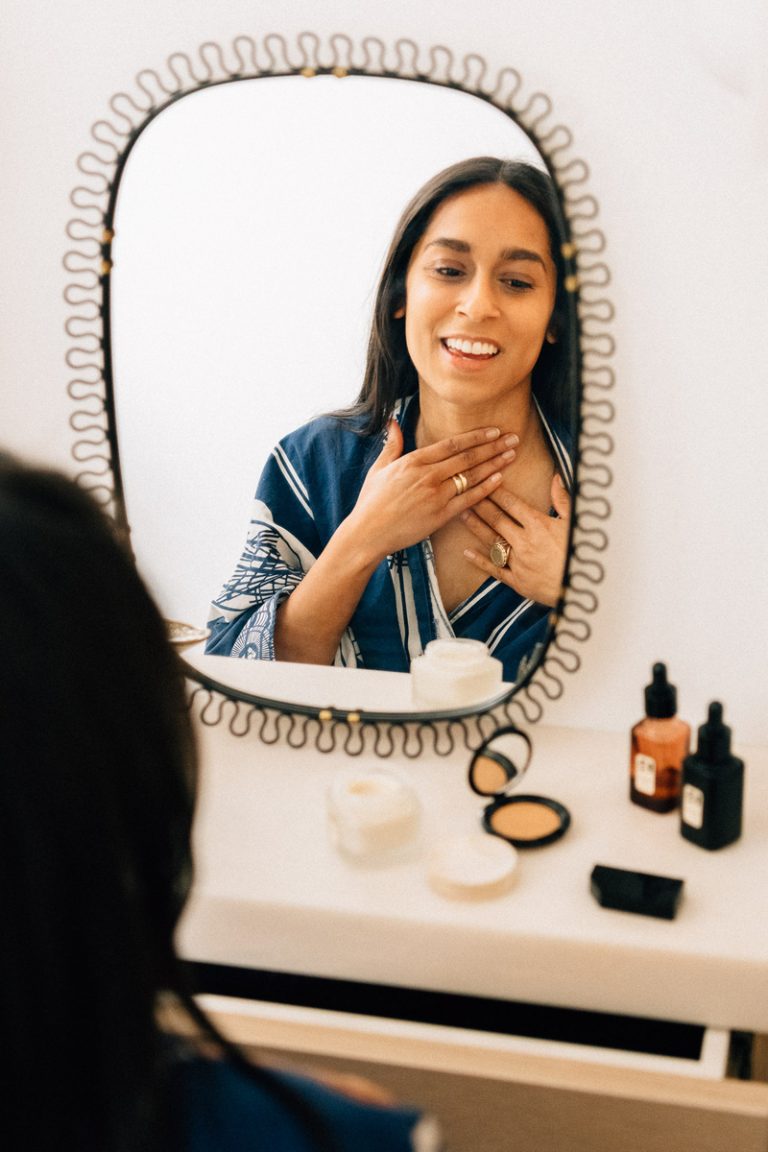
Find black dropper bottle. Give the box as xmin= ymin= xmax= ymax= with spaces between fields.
xmin=680 ymin=702 xmax=744 ymax=850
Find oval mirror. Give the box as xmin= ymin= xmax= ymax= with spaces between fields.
xmin=66 ymin=35 xmax=613 ymax=753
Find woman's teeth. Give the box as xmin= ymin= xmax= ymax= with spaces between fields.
xmin=444 ymin=338 xmax=499 ymax=357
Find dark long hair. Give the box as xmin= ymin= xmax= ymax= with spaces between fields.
xmin=0 ymin=457 xmax=336 ymax=1151
xmin=347 ymin=156 xmax=570 ymax=434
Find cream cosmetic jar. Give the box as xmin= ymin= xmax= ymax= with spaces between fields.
xmin=410 ymin=638 xmax=503 ymax=709
xmin=327 ymin=769 xmax=421 ymax=863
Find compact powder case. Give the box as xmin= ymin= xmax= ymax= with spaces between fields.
xmin=468 ymin=727 xmax=571 ymax=849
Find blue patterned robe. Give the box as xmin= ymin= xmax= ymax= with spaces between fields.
xmin=206 ymin=394 xmax=572 ymax=683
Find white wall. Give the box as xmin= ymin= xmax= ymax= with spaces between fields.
xmin=2 ymin=0 xmax=767 ymax=743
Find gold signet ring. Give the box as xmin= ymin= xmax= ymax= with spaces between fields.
xmin=490 ymin=539 xmax=510 ymax=567
xmin=452 ymin=472 xmax=468 ymax=495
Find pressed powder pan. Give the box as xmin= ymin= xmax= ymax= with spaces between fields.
xmin=468 ymin=727 xmax=571 ymax=849
xmin=482 ymin=794 xmax=570 ymax=848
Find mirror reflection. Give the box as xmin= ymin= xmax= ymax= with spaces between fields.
xmin=111 ymin=74 xmax=576 ymax=706
xmin=469 ymin=725 xmax=533 ymax=795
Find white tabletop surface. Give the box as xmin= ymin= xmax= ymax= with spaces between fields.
xmin=178 ymin=689 xmax=768 ymax=1033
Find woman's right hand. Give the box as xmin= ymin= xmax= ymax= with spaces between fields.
xmin=275 ymin=420 xmax=517 ymax=665
xmin=345 ymin=419 xmax=518 ymax=562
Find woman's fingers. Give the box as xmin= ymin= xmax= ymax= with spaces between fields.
xmin=369 ymin=418 xmax=405 ymax=474
xmin=462 ymin=483 xmax=571 ymax=608
xmin=430 ymin=428 xmax=519 ymax=502
xmin=374 ymin=423 xmax=516 ymax=502
xmin=463 ymin=543 xmax=513 ymax=584
xmin=417 ymin=425 xmax=501 ymax=463
xmin=446 ymin=452 xmax=514 ymax=499
xmin=352 ymin=422 xmax=527 ymax=559
xmin=464 ymin=495 xmax=524 ymax=539
xmin=450 ymin=469 xmax=505 ymax=508
xmin=442 ymin=434 xmax=519 ymax=482
xmin=460 ymin=506 xmax=506 ymax=550
xmin=417 ymin=426 xmax=519 ymax=477
xmin=478 ymin=486 xmax=530 ymax=529
xmin=379 ymin=424 xmax=519 ymax=509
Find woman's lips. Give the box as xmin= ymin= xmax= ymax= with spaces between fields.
xmin=442 ymin=337 xmax=500 ymax=361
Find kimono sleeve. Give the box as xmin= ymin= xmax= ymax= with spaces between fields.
xmin=205 ymin=445 xmax=319 ymax=660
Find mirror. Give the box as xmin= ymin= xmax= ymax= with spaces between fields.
xmin=468 ymin=725 xmax=533 ymax=795
xmin=111 ymin=77 xmax=560 ymax=634
xmin=67 ymin=36 xmax=612 ymax=748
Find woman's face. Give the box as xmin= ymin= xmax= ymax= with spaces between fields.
xmin=401 ymin=183 xmax=557 ymax=415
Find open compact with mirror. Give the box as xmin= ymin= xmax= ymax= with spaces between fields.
xmin=468 ymin=725 xmax=571 ymax=847
xmin=65 ymin=32 xmax=613 ymax=754
xmin=425 ymin=723 xmax=571 ymax=899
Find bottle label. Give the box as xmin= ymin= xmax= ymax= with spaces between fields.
xmin=682 ymin=783 xmax=705 ymax=829
xmin=634 ymin=753 xmax=657 ymax=796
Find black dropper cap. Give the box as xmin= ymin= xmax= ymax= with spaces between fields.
xmin=644 ymin=662 xmax=677 ymax=719
xmin=695 ymin=701 xmax=731 ymax=762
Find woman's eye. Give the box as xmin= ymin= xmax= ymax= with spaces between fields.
xmin=502 ymin=278 xmax=533 ymax=291
xmin=432 ymin=265 xmax=463 ymax=278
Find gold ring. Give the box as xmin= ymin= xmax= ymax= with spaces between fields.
xmin=490 ymin=539 xmax=510 ymax=567
xmin=452 ymin=471 xmax=468 ymax=495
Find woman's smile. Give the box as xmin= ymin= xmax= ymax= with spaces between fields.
xmin=441 ymin=336 xmax=501 ymax=361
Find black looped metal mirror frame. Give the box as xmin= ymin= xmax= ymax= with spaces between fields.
xmin=65 ymin=31 xmax=614 ymax=757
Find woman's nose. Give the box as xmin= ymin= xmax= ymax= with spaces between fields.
xmin=456 ymin=275 xmax=500 ymax=320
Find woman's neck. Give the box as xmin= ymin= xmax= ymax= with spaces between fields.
xmin=415 ymin=384 xmax=541 ymax=452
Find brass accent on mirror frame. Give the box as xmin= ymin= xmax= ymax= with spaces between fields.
xmin=64 ymin=31 xmax=614 ymax=757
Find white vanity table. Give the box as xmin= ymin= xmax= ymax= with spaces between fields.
xmin=177 ymin=657 xmax=768 ymax=1152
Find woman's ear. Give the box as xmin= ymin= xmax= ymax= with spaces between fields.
xmin=545 ymin=329 xmax=557 ymax=345
xmin=393 ymin=304 xmax=405 ymax=319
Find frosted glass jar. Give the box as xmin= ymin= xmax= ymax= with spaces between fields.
xmin=411 ymin=638 xmax=503 ymax=709
xmin=327 ymin=769 xmax=421 ymax=863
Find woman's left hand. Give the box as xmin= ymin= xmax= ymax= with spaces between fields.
xmin=461 ymin=473 xmax=571 ymax=608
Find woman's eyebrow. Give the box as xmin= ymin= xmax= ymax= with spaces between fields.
xmin=425 ymin=237 xmax=471 ymax=253
xmin=425 ymin=237 xmax=546 ymax=267
xmin=500 ymin=247 xmax=546 ymax=267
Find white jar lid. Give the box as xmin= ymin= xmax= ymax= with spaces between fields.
xmin=427 ymin=833 xmax=518 ymax=899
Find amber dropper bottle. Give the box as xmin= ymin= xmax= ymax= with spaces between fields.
xmin=630 ymin=663 xmax=691 ymax=812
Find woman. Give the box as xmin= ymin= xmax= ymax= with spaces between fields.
xmin=0 ymin=455 xmax=438 ymax=1151
xmin=206 ymin=157 xmax=573 ymax=682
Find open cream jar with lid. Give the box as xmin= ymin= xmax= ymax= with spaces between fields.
xmin=468 ymin=726 xmax=571 ymax=849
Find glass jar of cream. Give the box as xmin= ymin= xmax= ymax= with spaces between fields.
xmin=410 ymin=638 xmax=503 ymax=709
xmin=327 ymin=769 xmax=421 ymax=863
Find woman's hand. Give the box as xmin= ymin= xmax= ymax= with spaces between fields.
xmin=345 ymin=419 xmax=518 ymax=563
xmin=461 ymin=473 xmax=571 ymax=608
xmin=275 ymin=419 xmax=517 ymax=665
